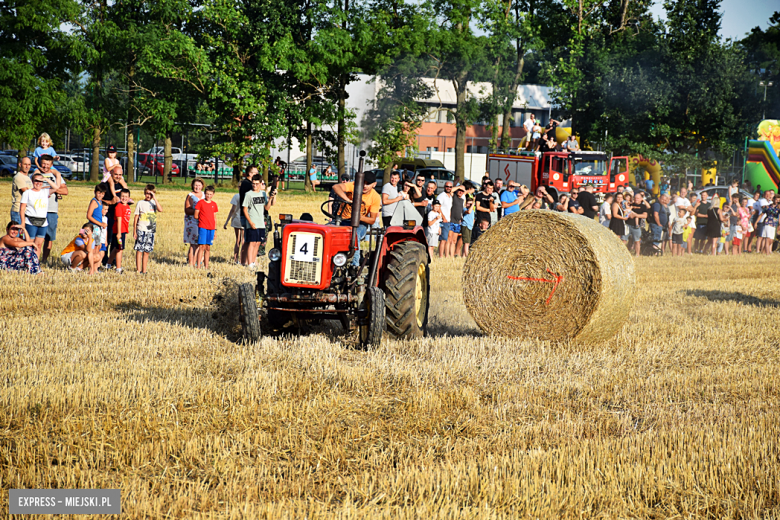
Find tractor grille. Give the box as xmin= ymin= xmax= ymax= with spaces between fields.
xmin=284 ymin=232 xmax=323 ymax=285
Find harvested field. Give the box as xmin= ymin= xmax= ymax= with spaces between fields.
xmin=1 ymin=183 xmax=780 ymax=518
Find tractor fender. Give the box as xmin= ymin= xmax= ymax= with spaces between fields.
xmin=375 ymin=226 xmax=429 ymax=286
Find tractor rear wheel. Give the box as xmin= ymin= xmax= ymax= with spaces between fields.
xmin=383 ymin=241 xmax=430 ymax=339
xmin=358 ymin=286 xmax=385 ymax=349
xmin=238 ymin=283 xmax=262 ymax=342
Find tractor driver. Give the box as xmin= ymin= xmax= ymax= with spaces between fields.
xmin=331 ymin=171 xmax=382 ymax=267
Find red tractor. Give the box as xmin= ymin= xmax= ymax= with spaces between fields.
xmin=238 ymin=152 xmax=431 ymax=347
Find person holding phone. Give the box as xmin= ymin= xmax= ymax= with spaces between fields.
xmin=60 ymin=223 xmax=99 ymax=274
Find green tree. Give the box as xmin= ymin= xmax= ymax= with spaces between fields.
xmin=363 ymin=69 xmax=432 ymax=182
xmin=0 ymin=0 xmax=79 ymax=153
xmin=426 ymin=0 xmax=486 ymax=182
xmin=480 ymin=0 xmax=543 ymax=150
xmin=740 ymin=11 xmax=780 ymax=120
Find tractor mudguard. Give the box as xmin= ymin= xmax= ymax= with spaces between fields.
xmin=374 ymin=226 xmax=429 ymax=286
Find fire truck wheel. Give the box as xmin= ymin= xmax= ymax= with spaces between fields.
xmin=358 ymin=286 xmax=385 ymax=349
xmin=238 ymin=283 xmax=262 ymax=342
xmin=383 ymin=241 xmax=430 ymax=339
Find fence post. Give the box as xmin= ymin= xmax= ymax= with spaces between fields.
xmin=154 ymin=138 xmax=158 ymax=184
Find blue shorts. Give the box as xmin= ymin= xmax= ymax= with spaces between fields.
xmin=440 ymin=222 xmax=451 ymax=241
xmin=25 ymin=224 xmax=48 ymax=239
xmin=726 ymin=224 xmax=737 ymax=241
xmin=198 ymin=228 xmax=215 ymax=245
xmin=45 ymin=212 xmax=58 ymax=241
xmin=245 ymin=228 xmax=266 ymax=243
xmin=627 ymin=225 xmax=642 ymax=242
xmin=450 ymin=223 xmax=462 ymax=234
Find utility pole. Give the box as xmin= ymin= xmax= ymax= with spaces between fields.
xmin=760 ymin=81 xmax=774 ymax=120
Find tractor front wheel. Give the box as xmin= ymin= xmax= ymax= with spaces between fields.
xmin=358 ymin=286 xmax=385 ymax=349
xmin=238 ymin=283 xmax=262 ymax=342
xmin=383 ymin=241 xmax=430 ymax=339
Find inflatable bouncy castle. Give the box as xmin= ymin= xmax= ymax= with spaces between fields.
xmin=745 ymin=120 xmax=780 ymax=192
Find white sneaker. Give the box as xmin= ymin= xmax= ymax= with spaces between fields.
xmin=115 ymin=268 xmax=124 ymax=274
xmin=248 ymin=263 xmax=256 ymax=270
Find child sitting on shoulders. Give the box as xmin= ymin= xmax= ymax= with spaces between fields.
xmin=33 ymin=132 xmax=60 ymax=170
xmin=103 ymin=145 xmax=120 ymax=182
xmin=133 ymin=184 xmax=162 ymax=275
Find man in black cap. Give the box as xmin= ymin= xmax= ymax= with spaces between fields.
xmin=331 ymin=171 xmax=381 ymax=266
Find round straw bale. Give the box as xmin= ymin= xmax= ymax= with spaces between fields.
xmin=462 ymin=210 xmax=635 ymax=344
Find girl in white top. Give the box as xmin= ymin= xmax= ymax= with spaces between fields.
xmin=223 ymin=193 xmax=245 ymax=263
xmin=103 ymin=147 xmax=120 ymax=182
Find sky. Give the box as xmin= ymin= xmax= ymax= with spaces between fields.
xmin=649 ymin=0 xmax=777 ymax=41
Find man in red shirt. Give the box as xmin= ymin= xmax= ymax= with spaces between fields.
xmin=194 ymin=185 xmax=218 ymax=268
xmin=107 ymin=188 xmax=132 ymax=273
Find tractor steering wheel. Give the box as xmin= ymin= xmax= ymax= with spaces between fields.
xmin=320 ymin=200 xmax=336 ymax=220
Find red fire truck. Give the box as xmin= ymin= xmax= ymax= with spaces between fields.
xmin=487 ymin=151 xmax=630 ymax=201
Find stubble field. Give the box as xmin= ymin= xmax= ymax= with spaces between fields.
xmin=1 ymin=183 xmax=779 ymax=518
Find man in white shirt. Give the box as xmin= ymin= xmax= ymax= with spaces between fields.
xmin=436 ymin=182 xmax=454 ymax=258
xmin=755 ymin=189 xmax=774 ymax=253
xmin=31 ymin=155 xmax=68 ymax=263
xmin=675 ymin=187 xmax=693 ymax=216
xmin=523 ymin=114 xmax=536 ymax=150
xmin=381 ymin=171 xmax=406 ymax=227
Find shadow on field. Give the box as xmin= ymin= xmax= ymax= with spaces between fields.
xmin=684 ymin=289 xmax=780 ymax=308
xmin=116 ymin=302 xmax=222 ymax=335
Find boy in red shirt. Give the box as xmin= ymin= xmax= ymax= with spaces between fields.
xmin=194 ymin=185 xmax=218 ymax=269
xmin=108 ymin=188 xmax=132 ymax=273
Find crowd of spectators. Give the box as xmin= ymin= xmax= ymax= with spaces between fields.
xmin=3 ymin=141 xmax=779 ymax=276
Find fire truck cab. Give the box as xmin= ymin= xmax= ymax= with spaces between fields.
xmin=487 ymin=151 xmax=630 ymax=201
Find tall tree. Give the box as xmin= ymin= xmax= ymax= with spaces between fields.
xmin=363 ymin=70 xmax=432 ymax=183
xmin=0 ymin=0 xmax=79 ymax=153
xmin=480 ymin=0 xmax=542 ymax=150
xmin=426 ymin=0 xmax=486 ymax=182
xmin=740 ymin=11 xmax=780 ymax=121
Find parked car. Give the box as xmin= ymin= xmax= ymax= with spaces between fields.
xmin=397 ymin=158 xmax=447 ymax=172
xmin=142 ymin=146 xmax=198 ymax=164
xmin=373 ymin=167 xmax=456 ymax=193
xmin=138 ymin=153 xmax=181 ymax=177
xmin=692 ymin=186 xmax=753 ymax=206
xmin=0 ymin=155 xmax=18 ymax=176
xmin=58 ymin=154 xmax=93 ymax=177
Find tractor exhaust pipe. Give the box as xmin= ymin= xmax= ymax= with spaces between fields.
xmin=349 ymin=150 xmax=366 ymax=256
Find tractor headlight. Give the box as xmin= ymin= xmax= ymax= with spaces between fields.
xmin=333 ymin=253 xmax=347 ymax=267
xmin=268 ymin=248 xmax=281 ymax=262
